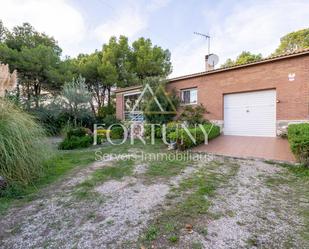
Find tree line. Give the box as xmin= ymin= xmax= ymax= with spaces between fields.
xmin=1 ymin=20 xmax=308 ymax=112
xmin=221 ymin=28 xmax=309 ymax=68
xmin=0 ymin=21 xmax=172 ymax=114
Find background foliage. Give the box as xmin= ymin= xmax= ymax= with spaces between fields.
xmin=221 ymin=28 xmax=309 ymax=67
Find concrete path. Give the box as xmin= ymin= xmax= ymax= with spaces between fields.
xmin=193 ymin=135 xmax=295 ymax=162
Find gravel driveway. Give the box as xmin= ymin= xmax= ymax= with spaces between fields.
xmin=0 ymin=155 xmax=308 ymax=249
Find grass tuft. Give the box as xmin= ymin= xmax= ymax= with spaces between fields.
xmin=140 ymin=160 xmax=239 ymax=246
xmin=0 ymin=99 xmax=50 ymax=185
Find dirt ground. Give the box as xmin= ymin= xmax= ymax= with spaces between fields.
xmin=0 ymin=155 xmax=308 ymax=249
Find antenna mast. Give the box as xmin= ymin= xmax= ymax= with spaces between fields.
xmin=194 ymin=32 xmax=210 ymax=55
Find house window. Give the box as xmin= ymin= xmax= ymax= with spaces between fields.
xmin=181 ymin=88 xmax=197 ymax=104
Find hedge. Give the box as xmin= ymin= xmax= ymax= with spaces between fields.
xmin=59 ymin=127 xmax=93 ymax=150
xmin=288 ymin=123 xmax=309 ymax=166
xmin=111 ymin=126 xmax=124 ymax=139
xmin=58 ymin=136 xmax=93 ymax=150
xmin=168 ymin=123 xmax=220 ymax=150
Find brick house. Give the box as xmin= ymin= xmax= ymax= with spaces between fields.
xmin=115 ymin=49 xmax=309 ymax=137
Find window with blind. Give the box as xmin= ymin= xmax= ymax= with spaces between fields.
xmin=181 ymin=88 xmax=197 ymax=104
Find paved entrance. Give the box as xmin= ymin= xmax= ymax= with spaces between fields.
xmin=193 ymin=135 xmax=296 ymax=162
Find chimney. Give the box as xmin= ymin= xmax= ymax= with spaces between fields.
xmin=205 ymin=54 xmax=214 ymax=71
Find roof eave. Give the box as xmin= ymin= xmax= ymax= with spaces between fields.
xmin=168 ymin=49 xmax=309 ymax=82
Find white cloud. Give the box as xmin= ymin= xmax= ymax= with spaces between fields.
xmin=0 ymin=0 xmax=170 ymax=56
xmin=170 ymin=38 xmax=207 ymax=78
xmin=170 ymin=0 xmax=309 ymax=78
xmin=93 ymin=0 xmax=170 ymax=43
xmin=0 ymin=0 xmax=86 ymax=56
xmin=146 ymin=0 xmax=171 ymax=11
xmin=94 ymin=4 xmax=147 ymax=42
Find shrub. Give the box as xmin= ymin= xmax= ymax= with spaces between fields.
xmin=168 ymin=123 xmax=220 ymax=150
xmin=96 ymin=129 xmax=111 ymax=144
xmin=166 ymin=121 xmax=179 ymax=135
xmin=100 ymin=115 xmax=119 ymax=128
xmin=288 ymin=123 xmax=309 ymax=166
xmin=178 ymin=104 xmax=209 ymax=125
xmin=143 ymin=82 xmax=179 ymax=124
xmin=97 ymin=129 xmax=111 ymax=137
xmin=144 ymin=122 xmax=180 ymax=140
xmin=143 ymin=124 xmax=162 ymax=138
xmin=67 ymin=127 xmax=88 ymax=138
xmin=98 ymin=104 xmax=115 ymax=118
xmin=111 ymin=126 xmax=124 ymax=139
xmin=0 ymin=99 xmax=50 ymax=185
xmin=59 ymin=127 xmax=93 ymax=150
xmin=28 ymin=107 xmax=63 ymax=135
xmin=58 ymin=136 xmax=93 ymax=150
xmin=155 ymin=126 xmax=163 ymax=138
xmin=29 ymin=104 xmax=95 ymax=135
xmin=144 ymin=124 xmax=152 ymax=137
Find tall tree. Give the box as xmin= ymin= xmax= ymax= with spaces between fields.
xmin=0 ymin=20 xmax=7 ymax=42
xmin=5 ymin=22 xmax=61 ymax=55
xmin=0 ymin=22 xmax=64 ymax=107
xmin=221 ymin=51 xmax=262 ymax=68
xmin=101 ymin=36 xmax=136 ymax=88
xmin=132 ymin=37 xmax=172 ymax=79
xmin=274 ymin=28 xmax=309 ymax=55
xmin=76 ymin=52 xmax=106 ymax=113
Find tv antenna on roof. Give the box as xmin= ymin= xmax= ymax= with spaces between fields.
xmin=194 ymin=32 xmax=210 ymax=55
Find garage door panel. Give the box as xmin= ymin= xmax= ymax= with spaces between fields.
xmin=224 ymin=90 xmax=276 ymax=137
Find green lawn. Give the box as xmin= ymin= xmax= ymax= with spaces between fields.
xmin=0 ymin=149 xmax=96 ymax=215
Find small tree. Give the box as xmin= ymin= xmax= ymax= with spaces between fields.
xmin=143 ymin=78 xmax=179 ymax=124
xmin=60 ymin=75 xmax=92 ymax=126
xmin=178 ymin=104 xmax=209 ymax=126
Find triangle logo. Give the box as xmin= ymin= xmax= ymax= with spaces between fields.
xmin=130 ymin=84 xmax=177 ymax=115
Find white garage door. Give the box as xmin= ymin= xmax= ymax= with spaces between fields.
xmin=224 ymin=90 xmax=276 ymax=137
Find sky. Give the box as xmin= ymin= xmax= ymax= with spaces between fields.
xmin=0 ymin=0 xmax=308 ymax=78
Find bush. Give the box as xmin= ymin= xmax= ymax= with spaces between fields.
xmin=58 ymin=136 xmax=93 ymax=150
xmin=100 ymin=115 xmax=119 ymax=128
xmin=28 ymin=107 xmax=63 ymax=135
xmin=144 ymin=122 xmax=180 ymax=140
xmin=98 ymin=104 xmax=115 ymax=118
xmin=168 ymin=123 xmax=220 ymax=150
xmin=111 ymin=126 xmax=124 ymax=139
xmin=288 ymin=123 xmax=309 ymax=166
xmin=178 ymin=104 xmax=209 ymax=125
xmin=67 ymin=127 xmax=89 ymax=138
xmin=29 ymin=105 xmax=95 ymax=135
xmin=166 ymin=121 xmax=179 ymax=135
xmin=143 ymin=83 xmax=179 ymax=124
xmin=144 ymin=124 xmax=162 ymax=138
xmin=59 ymin=127 xmax=93 ymax=150
xmin=96 ymin=129 xmax=111 ymax=144
xmin=0 ymin=99 xmax=50 ymax=185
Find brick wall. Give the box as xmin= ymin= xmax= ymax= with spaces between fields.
xmin=116 ymin=93 xmax=123 ymax=120
xmin=166 ymin=55 xmax=309 ymax=122
xmin=116 ymin=54 xmax=309 ymax=132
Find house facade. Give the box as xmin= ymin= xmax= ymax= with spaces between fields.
xmin=115 ymin=49 xmax=309 ymax=137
